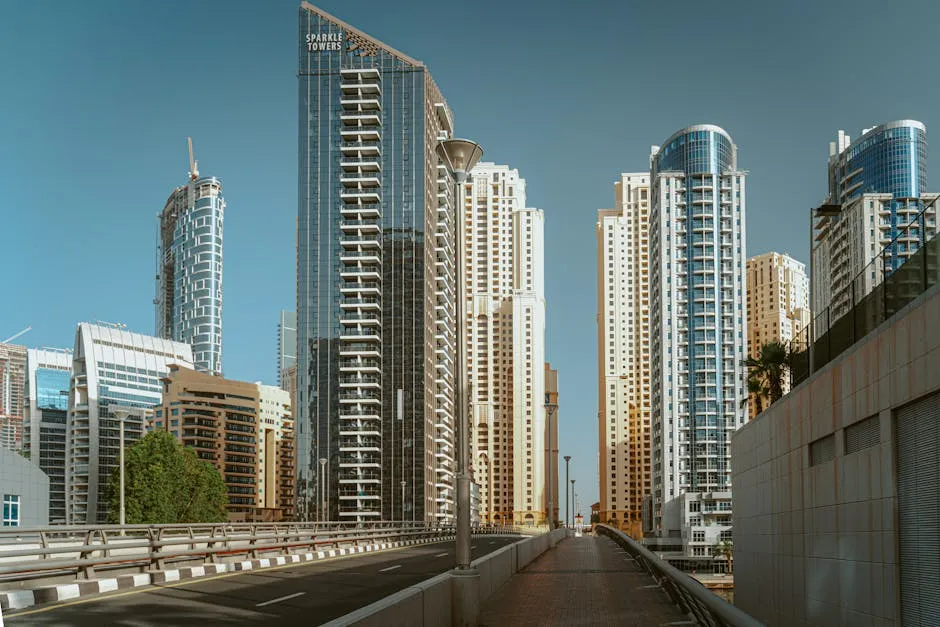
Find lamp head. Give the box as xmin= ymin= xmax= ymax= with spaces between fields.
xmin=436 ymin=139 xmax=484 ymax=182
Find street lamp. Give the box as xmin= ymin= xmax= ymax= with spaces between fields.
xmin=438 ymin=137 xmax=484 ymax=627
xmin=436 ymin=137 xmax=483 ymax=572
xmin=570 ymin=479 xmax=576 ymax=529
xmin=401 ymin=480 xmax=407 ymax=521
xmin=564 ymin=456 xmax=571 ymax=528
xmin=113 ymin=408 xmax=130 ymax=528
xmin=319 ymin=458 xmax=328 ymax=522
xmin=545 ymin=400 xmax=558 ymax=529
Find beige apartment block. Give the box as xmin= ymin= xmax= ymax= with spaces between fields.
xmin=0 ymin=343 xmax=27 ymax=451
xmin=596 ymin=173 xmax=651 ymax=539
xmin=732 ymin=281 xmax=940 ymax=625
xmin=464 ymin=162 xmax=547 ymax=527
xmin=745 ymin=252 xmax=810 ymax=417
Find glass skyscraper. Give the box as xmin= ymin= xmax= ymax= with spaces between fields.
xmin=297 ymin=3 xmax=457 ymax=522
xmin=24 ymin=348 xmax=72 ymax=524
xmin=155 ymin=156 xmax=225 ymax=376
xmin=647 ymin=125 xmax=747 ymax=562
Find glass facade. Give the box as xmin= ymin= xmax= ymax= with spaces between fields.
xmin=297 ymin=5 xmax=456 ymax=522
xmin=649 ymin=125 xmax=747 ymax=541
xmin=156 ymin=176 xmax=225 ymax=375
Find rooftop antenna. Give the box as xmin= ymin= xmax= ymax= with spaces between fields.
xmin=188 ymin=137 xmax=199 ymax=181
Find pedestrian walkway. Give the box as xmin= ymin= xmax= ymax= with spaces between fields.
xmin=480 ymin=534 xmax=691 ymax=627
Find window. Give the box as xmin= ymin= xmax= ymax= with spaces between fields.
xmin=3 ymin=495 xmax=20 ymax=527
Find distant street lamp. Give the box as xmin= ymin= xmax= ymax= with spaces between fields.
xmin=319 ymin=458 xmax=328 ymax=522
xmin=401 ymin=480 xmax=407 ymax=521
xmin=564 ymin=456 xmax=571 ymax=528
xmin=113 ymin=409 xmax=130 ymax=528
xmin=570 ymin=479 xmax=576 ymax=528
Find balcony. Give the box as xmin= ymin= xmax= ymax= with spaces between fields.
xmin=340 ymin=159 xmax=381 ymax=173
xmin=341 ymin=175 xmax=381 ymax=189
xmin=340 ymin=266 xmax=381 ymax=281
xmin=341 ymin=127 xmax=381 ymax=142
xmin=340 ymin=190 xmax=380 ymax=204
xmin=340 ymin=96 xmax=381 ymax=111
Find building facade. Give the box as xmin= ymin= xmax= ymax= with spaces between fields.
xmin=812 ymin=120 xmax=938 ymax=322
xmin=1 ymin=448 xmax=49 ymax=527
xmin=156 ymin=158 xmax=225 ymax=376
xmin=648 ymin=125 xmax=748 ymax=562
xmin=66 ymin=323 xmax=193 ymax=524
xmin=0 ymin=343 xmax=27 ymax=451
xmin=277 ymin=310 xmax=297 ymax=387
xmin=154 ymin=366 xmax=296 ymax=521
xmin=745 ymin=252 xmax=810 ymax=416
xmin=596 ymin=173 xmax=652 ymax=539
xmin=297 ymin=3 xmax=457 ymax=523
xmin=462 ymin=162 xmax=547 ymax=526
xmin=24 ymin=348 xmax=72 ymax=524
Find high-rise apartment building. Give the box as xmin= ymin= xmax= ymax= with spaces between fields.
xmin=24 ymin=348 xmax=72 ymax=524
xmin=596 ymin=173 xmax=652 ymax=539
xmin=463 ymin=163 xmax=547 ymax=526
xmin=277 ymin=310 xmax=297 ymax=387
xmin=154 ymin=366 xmax=295 ymax=521
xmin=156 ymin=145 xmax=225 ymax=376
xmin=745 ymin=252 xmax=809 ymax=415
xmin=66 ymin=322 xmax=193 ymax=524
xmin=647 ymin=125 xmax=747 ymax=564
xmin=812 ymin=120 xmax=938 ymax=322
xmin=0 ymin=343 xmax=27 ymax=451
xmin=297 ymin=3 xmax=457 ymax=522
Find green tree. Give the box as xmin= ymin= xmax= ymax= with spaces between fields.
xmin=744 ymin=341 xmax=792 ymax=415
xmin=107 ymin=430 xmax=227 ymax=524
xmin=712 ymin=540 xmax=734 ymax=574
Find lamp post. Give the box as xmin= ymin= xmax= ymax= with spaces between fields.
xmin=563 ymin=456 xmax=571 ymax=528
xmin=437 ymin=137 xmax=484 ymax=627
xmin=570 ymin=479 xmax=576 ymax=529
xmin=401 ymin=480 xmax=407 ymax=521
xmin=545 ymin=401 xmax=558 ymax=529
xmin=319 ymin=458 xmax=327 ymax=522
xmin=113 ymin=409 xmax=130 ymax=528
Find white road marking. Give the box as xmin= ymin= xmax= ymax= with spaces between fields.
xmin=489 ymin=541 xmax=495 ymax=544
xmin=379 ymin=564 xmax=402 ymax=572
xmin=255 ymin=592 xmax=306 ymax=607
xmin=434 ymin=552 xmax=449 ymax=558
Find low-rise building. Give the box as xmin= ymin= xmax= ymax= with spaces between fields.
xmin=0 ymin=447 xmax=49 ymax=527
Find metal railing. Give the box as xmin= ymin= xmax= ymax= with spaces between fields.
xmin=792 ymin=200 xmax=939 ymax=386
xmin=595 ymin=525 xmax=762 ymax=627
xmin=0 ymin=521 xmax=519 ymax=587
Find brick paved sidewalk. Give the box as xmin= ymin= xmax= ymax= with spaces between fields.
xmin=480 ymin=534 xmax=693 ymax=627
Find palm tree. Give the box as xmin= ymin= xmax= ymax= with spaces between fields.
xmin=743 ymin=377 xmax=768 ymax=415
xmin=712 ymin=540 xmax=734 ymax=574
xmin=744 ymin=342 xmax=792 ymax=413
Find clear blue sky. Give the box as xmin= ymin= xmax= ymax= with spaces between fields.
xmin=3 ymin=0 xmax=939 ymax=509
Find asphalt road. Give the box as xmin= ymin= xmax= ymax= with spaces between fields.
xmin=4 ymin=536 xmax=521 ymax=626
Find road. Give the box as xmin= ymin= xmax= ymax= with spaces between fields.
xmin=3 ymin=536 xmax=521 ymax=626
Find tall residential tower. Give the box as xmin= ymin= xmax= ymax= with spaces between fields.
xmin=597 ymin=173 xmax=651 ymax=539
xmin=647 ymin=125 xmax=747 ymax=564
xmin=463 ymin=162 xmax=547 ymax=526
xmin=156 ymin=141 xmax=225 ymax=375
xmin=297 ymin=3 xmax=457 ymax=522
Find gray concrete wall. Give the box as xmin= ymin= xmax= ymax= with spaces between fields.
xmin=732 ymin=282 xmax=940 ymax=626
xmin=0 ymin=449 xmax=49 ymax=527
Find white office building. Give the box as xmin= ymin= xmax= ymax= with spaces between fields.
xmin=463 ymin=162 xmax=547 ymax=526
xmin=647 ymin=125 xmax=748 ymax=564
xmin=66 ymin=322 xmax=193 ymax=524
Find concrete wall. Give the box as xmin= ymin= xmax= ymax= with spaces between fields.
xmin=323 ymin=529 xmax=567 ymax=627
xmin=0 ymin=448 xmax=49 ymax=527
xmin=732 ymin=282 xmax=940 ymax=626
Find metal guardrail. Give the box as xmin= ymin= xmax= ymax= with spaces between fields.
xmin=0 ymin=522 xmax=521 ymax=586
xmin=595 ymin=525 xmax=762 ymax=627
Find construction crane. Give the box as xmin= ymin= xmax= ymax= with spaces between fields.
xmin=188 ymin=137 xmax=199 ymax=181
xmin=2 ymin=326 xmax=31 ymax=344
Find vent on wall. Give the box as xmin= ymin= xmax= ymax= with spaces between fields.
xmin=845 ymin=415 xmax=881 ymax=454
xmin=809 ymin=434 xmax=836 ymax=466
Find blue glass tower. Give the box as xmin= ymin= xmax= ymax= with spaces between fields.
xmin=297 ymin=3 xmax=458 ymax=522
xmin=648 ymin=125 xmax=747 ymax=545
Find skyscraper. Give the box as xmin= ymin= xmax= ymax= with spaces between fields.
xmin=277 ymin=310 xmax=297 ymax=387
xmin=745 ymin=252 xmax=809 ymax=416
xmin=155 ymin=141 xmax=224 ymax=376
xmin=0 ymin=343 xmax=27 ymax=451
xmin=812 ymin=121 xmax=937 ymax=322
xmin=24 ymin=347 xmax=72 ymax=524
xmin=597 ymin=173 xmax=651 ymax=539
xmin=297 ymin=3 xmax=457 ymax=522
xmin=463 ymin=162 xmax=547 ymax=526
xmin=647 ymin=125 xmax=746 ymax=563
xmin=66 ymin=322 xmax=193 ymax=523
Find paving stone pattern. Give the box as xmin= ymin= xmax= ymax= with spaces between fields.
xmin=481 ymin=534 xmax=692 ymax=627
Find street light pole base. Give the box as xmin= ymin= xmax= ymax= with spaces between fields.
xmin=451 ymin=567 xmax=480 ymax=627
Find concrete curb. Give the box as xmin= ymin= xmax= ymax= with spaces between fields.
xmin=0 ymin=535 xmax=456 ymax=612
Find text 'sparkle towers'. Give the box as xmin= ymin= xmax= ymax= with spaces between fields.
xmin=155 ymin=138 xmax=225 ymax=376
xmin=647 ymin=125 xmax=747 ymax=564
xmin=297 ymin=3 xmax=458 ymax=522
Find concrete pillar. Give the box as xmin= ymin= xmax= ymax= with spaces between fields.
xmin=451 ymin=568 xmax=481 ymax=626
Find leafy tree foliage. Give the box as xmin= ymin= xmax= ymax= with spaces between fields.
xmin=744 ymin=341 xmax=793 ymax=416
xmin=107 ymin=430 xmax=227 ymax=524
